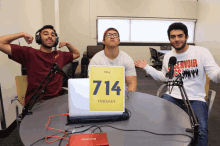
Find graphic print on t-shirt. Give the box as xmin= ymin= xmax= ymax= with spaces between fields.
xmin=55 ymin=54 xmax=59 ymax=59
xmin=169 ymin=59 xmax=198 ymax=79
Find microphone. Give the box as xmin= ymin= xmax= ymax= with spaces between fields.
xmin=168 ymin=56 xmax=177 ymax=79
xmin=167 ymin=56 xmax=177 ymax=94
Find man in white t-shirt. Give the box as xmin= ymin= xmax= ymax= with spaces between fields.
xmin=135 ymin=22 xmax=220 ymax=146
xmin=88 ymin=28 xmax=137 ymax=91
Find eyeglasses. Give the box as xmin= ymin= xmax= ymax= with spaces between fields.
xmin=105 ymin=33 xmax=119 ymax=38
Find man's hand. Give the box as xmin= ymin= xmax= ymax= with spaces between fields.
xmin=134 ymin=59 xmax=147 ymax=69
xmin=58 ymin=41 xmax=80 ymax=59
xmin=58 ymin=41 xmax=69 ymax=48
xmin=23 ymin=33 xmax=33 ymax=44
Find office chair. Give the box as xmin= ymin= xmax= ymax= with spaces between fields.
xmin=149 ymin=48 xmax=162 ymax=70
xmin=156 ymin=74 xmax=216 ymax=118
xmin=79 ymin=45 xmax=103 ymax=78
xmin=62 ymin=62 xmax=79 ymax=87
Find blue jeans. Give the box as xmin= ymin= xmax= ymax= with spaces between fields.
xmin=161 ymin=94 xmax=208 ymax=146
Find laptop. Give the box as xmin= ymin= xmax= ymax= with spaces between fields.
xmin=67 ymin=78 xmax=129 ymax=124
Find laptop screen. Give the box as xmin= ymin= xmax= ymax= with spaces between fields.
xmin=68 ymin=78 xmax=124 ymax=117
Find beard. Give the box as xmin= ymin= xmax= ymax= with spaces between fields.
xmin=41 ymin=40 xmax=54 ymax=49
xmin=172 ymin=40 xmax=187 ymax=51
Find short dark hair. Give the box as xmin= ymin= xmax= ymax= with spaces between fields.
xmin=38 ymin=25 xmax=57 ymax=36
xmin=167 ymin=22 xmax=188 ymax=39
xmin=102 ymin=27 xmax=120 ymax=49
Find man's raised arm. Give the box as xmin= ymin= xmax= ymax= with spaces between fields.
xmin=135 ymin=59 xmax=167 ymax=82
xmin=58 ymin=41 xmax=80 ymax=59
xmin=0 ymin=32 xmax=33 ymax=55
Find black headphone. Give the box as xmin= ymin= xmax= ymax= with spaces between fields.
xmin=35 ymin=26 xmax=59 ymax=47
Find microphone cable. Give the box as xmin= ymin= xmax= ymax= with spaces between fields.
xmin=91 ymin=124 xmax=193 ymax=142
xmin=30 ymin=124 xmax=104 ymax=146
xmin=30 ymin=118 xmax=192 ymax=146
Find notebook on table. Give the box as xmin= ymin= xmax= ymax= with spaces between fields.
xmin=67 ymin=78 xmax=129 ymax=124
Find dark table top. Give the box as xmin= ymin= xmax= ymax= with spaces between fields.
xmin=19 ymin=91 xmax=193 ymax=146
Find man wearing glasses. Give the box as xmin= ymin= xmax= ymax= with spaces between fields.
xmin=88 ymin=28 xmax=137 ymax=91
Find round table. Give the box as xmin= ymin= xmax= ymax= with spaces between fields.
xmin=19 ymin=91 xmax=193 ymax=146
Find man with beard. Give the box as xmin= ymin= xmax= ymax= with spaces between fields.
xmin=134 ymin=22 xmax=220 ymax=146
xmin=88 ymin=28 xmax=137 ymax=91
xmin=0 ymin=25 xmax=80 ymax=105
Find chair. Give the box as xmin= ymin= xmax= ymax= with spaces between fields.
xmin=156 ymin=74 xmax=216 ymax=118
xmin=14 ymin=75 xmax=27 ymax=106
xmin=86 ymin=45 xmax=103 ymax=60
xmin=62 ymin=62 xmax=79 ymax=87
xmin=11 ymin=75 xmax=28 ymax=129
xmin=149 ymin=48 xmax=162 ymax=70
xmin=21 ymin=65 xmax=26 ymax=75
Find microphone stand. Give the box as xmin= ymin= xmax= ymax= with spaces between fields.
xmin=164 ymin=75 xmax=199 ymax=144
xmin=21 ymin=63 xmax=70 ymax=119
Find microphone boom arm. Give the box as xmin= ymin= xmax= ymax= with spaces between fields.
xmin=163 ymin=76 xmax=199 ymax=144
xmin=21 ymin=63 xmax=70 ymax=119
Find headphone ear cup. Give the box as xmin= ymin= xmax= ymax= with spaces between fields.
xmin=35 ymin=34 xmax=42 ymax=44
xmin=54 ymin=36 xmax=59 ymax=47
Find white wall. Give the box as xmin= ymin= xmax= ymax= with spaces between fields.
xmin=195 ymin=0 xmax=220 ymax=65
xmin=59 ymin=0 xmax=198 ymax=63
xmin=42 ymin=0 xmax=56 ymax=27
xmin=0 ymin=0 xmax=43 ymax=129
xmin=41 ymin=0 xmax=60 ymax=40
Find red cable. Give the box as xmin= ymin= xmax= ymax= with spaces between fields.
xmin=45 ymin=113 xmax=70 ymax=145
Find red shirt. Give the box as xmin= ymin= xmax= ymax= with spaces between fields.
xmin=9 ymin=44 xmax=73 ymax=104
